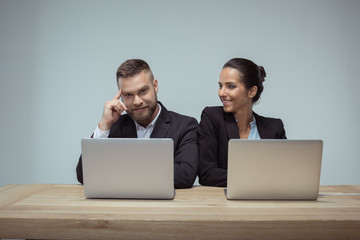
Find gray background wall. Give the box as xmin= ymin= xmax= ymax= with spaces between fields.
xmin=1 ymin=0 xmax=359 ymax=187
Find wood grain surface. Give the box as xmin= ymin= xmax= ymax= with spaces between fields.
xmin=0 ymin=184 xmax=359 ymax=239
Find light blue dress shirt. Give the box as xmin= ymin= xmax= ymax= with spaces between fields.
xmin=236 ymin=116 xmax=261 ymax=140
xmin=248 ymin=116 xmax=261 ymax=140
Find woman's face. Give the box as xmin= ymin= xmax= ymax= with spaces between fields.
xmin=218 ymin=67 xmax=256 ymax=113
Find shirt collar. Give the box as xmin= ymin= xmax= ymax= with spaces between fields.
xmin=250 ymin=115 xmax=256 ymax=129
xmin=234 ymin=115 xmax=257 ymax=129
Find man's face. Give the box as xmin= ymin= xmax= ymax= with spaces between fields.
xmin=119 ymin=70 xmax=159 ymax=127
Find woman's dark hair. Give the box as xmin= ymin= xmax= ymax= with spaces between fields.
xmin=223 ymin=58 xmax=266 ymax=103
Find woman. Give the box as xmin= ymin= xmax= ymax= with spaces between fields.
xmin=197 ymin=58 xmax=286 ymax=187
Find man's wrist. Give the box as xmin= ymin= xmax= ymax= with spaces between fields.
xmin=93 ymin=125 xmax=110 ymax=138
xmin=98 ymin=120 xmax=111 ymax=132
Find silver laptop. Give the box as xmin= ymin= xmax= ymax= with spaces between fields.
xmin=226 ymin=140 xmax=323 ymax=200
xmin=81 ymin=138 xmax=175 ymax=199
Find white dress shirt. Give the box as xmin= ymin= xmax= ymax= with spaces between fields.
xmin=93 ymin=104 xmax=162 ymax=139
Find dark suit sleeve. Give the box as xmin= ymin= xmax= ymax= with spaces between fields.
xmin=173 ymin=117 xmax=199 ymax=189
xmin=76 ymin=155 xmax=84 ymax=184
xmin=76 ymin=133 xmax=95 ymax=185
xmin=278 ymin=119 xmax=287 ymax=139
xmin=197 ymin=108 xmax=227 ymax=187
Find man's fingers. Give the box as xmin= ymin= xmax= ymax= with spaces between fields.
xmin=111 ymin=90 xmax=127 ymax=111
xmin=119 ymin=101 xmax=128 ymax=111
xmin=107 ymin=100 xmax=127 ymax=113
xmin=112 ymin=89 xmax=122 ymax=100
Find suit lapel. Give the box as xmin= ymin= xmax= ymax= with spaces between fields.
xmin=122 ymin=116 xmax=137 ymax=138
xmin=150 ymin=102 xmax=170 ymax=138
xmin=224 ymin=111 xmax=273 ymax=139
xmin=254 ymin=112 xmax=271 ymax=139
xmin=224 ymin=112 xmax=240 ymax=139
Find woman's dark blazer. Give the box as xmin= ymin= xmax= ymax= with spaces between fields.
xmin=197 ymin=106 xmax=286 ymax=187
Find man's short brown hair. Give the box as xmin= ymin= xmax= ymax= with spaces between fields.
xmin=116 ymin=59 xmax=154 ymax=82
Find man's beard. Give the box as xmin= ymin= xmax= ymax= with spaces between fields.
xmin=127 ymin=96 xmax=158 ymax=126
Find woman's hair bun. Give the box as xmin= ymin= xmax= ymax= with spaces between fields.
xmin=258 ymin=66 xmax=266 ymax=82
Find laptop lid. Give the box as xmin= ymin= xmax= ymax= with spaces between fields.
xmin=226 ymin=140 xmax=323 ymax=200
xmin=81 ymin=138 xmax=175 ymax=199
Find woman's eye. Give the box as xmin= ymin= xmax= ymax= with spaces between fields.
xmin=228 ymin=85 xmax=236 ymax=89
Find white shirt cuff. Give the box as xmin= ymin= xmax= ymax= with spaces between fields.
xmin=93 ymin=125 xmax=110 ymax=138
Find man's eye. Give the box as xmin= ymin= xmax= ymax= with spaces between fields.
xmin=218 ymin=84 xmax=223 ymax=89
xmin=140 ymin=89 xmax=147 ymax=94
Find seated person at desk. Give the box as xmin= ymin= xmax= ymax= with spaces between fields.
xmin=76 ymin=59 xmax=198 ymax=188
xmin=197 ymin=58 xmax=286 ymax=187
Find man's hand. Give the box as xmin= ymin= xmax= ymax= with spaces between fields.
xmin=98 ymin=90 xmax=128 ymax=131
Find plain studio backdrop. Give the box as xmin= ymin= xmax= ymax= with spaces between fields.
xmin=0 ymin=0 xmax=359 ymax=187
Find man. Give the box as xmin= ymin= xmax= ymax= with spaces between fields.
xmin=76 ymin=59 xmax=198 ymax=188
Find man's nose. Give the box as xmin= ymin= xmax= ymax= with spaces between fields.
xmin=133 ymin=95 xmax=143 ymax=105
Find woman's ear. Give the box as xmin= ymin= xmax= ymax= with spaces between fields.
xmin=248 ymin=86 xmax=258 ymax=99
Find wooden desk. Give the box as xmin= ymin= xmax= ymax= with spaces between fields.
xmin=0 ymin=185 xmax=359 ymax=240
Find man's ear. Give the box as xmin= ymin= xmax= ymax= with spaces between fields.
xmin=153 ymin=79 xmax=158 ymax=93
xmin=248 ymin=86 xmax=258 ymax=99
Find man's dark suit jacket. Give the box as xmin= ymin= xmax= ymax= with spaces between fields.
xmin=197 ymin=106 xmax=286 ymax=187
xmin=76 ymin=102 xmax=198 ymax=189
